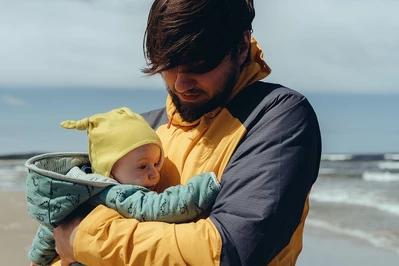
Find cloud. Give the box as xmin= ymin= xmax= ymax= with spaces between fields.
xmin=0 ymin=0 xmax=163 ymax=89
xmin=1 ymin=95 xmax=26 ymax=106
xmin=0 ymin=0 xmax=398 ymax=93
xmin=253 ymin=0 xmax=399 ymax=93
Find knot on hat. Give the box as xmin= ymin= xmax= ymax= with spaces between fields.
xmin=60 ymin=118 xmax=90 ymax=130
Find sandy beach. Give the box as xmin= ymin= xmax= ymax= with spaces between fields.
xmin=298 ymin=227 xmax=399 ymax=266
xmin=1 ymin=189 xmax=398 ymax=266
xmin=0 ymin=190 xmax=39 ymax=266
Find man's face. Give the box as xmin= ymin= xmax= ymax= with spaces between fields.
xmin=161 ymin=55 xmax=240 ymax=122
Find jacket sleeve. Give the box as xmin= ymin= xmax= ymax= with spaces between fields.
xmin=211 ymin=91 xmax=321 ymax=265
xmin=70 ymin=90 xmax=321 ymax=266
xmin=90 ymin=172 xmax=220 ymax=223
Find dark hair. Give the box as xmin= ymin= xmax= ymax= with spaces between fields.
xmin=142 ymin=0 xmax=255 ymax=75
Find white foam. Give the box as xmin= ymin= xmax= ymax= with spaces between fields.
xmin=321 ymin=154 xmax=353 ymax=161
xmin=384 ymin=154 xmax=399 ymax=161
xmin=310 ymin=189 xmax=399 ymax=216
xmin=0 ymin=159 xmax=26 ymax=166
xmin=306 ymin=218 xmax=399 ymax=254
xmin=318 ymin=168 xmax=336 ymax=174
xmin=0 ymin=167 xmax=26 ymax=190
xmin=378 ymin=161 xmax=399 ymax=170
xmin=13 ymin=165 xmax=27 ymax=172
xmin=363 ymin=171 xmax=399 ymax=182
xmin=0 ymin=169 xmax=20 ymax=180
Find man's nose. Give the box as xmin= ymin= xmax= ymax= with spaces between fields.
xmin=174 ymin=72 xmax=196 ymax=93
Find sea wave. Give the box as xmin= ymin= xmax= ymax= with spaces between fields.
xmin=0 ymin=169 xmax=22 ymax=180
xmin=385 ymin=154 xmax=399 ymax=161
xmin=378 ymin=161 xmax=399 ymax=170
xmin=318 ymin=168 xmax=337 ymax=175
xmin=13 ymin=165 xmax=28 ymax=172
xmin=321 ymin=154 xmax=353 ymax=161
xmin=0 ymin=159 xmax=27 ymax=166
xmin=306 ymin=218 xmax=399 ymax=254
xmin=363 ymin=171 xmax=399 ymax=182
xmin=0 ymin=168 xmax=27 ymax=191
xmin=310 ymin=189 xmax=399 ymax=216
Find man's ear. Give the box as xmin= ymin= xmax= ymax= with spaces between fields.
xmin=237 ymin=30 xmax=251 ymax=66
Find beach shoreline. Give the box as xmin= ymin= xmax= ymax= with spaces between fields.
xmin=298 ymin=226 xmax=399 ymax=266
xmin=1 ymin=189 xmax=398 ymax=265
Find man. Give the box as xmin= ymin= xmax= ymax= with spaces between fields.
xmin=53 ymin=0 xmax=321 ymax=265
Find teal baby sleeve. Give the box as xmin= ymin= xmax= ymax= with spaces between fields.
xmin=91 ymin=172 xmax=221 ymax=223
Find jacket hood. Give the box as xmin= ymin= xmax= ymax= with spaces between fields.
xmin=165 ymin=36 xmax=271 ymax=127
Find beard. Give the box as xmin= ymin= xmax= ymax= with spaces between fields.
xmin=167 ymin=68 xmax=238 ymax=123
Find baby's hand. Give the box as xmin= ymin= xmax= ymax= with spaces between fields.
xmin=30 ymin=262 xmax=37 ymax=266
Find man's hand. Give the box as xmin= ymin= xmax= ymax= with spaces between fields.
xmin=53 ymin=215 xmax=81 ymax=266
xmin=53 ymin=203 xmax=94 ymax=266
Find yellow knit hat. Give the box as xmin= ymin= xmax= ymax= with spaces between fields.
xmin=61 ymin=107 xmax=164 ymax=177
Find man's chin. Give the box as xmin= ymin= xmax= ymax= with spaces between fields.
xmin=169 ymin=89 xmax=221 ymax=122
xmin=176 ymin=106 xmax=205 ymax=122
xmin=178 ymin=100 xmax=204 ymax=110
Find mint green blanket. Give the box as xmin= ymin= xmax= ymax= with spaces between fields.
xmin=25 ymin=152 xmax=220 ymax=266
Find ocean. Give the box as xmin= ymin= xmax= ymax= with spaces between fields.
xmin=1 ymin=153 xmax=399 ymax=254
xmin=307 ymin=153 xmax=399 ymax=254
xmin=2 ymin=88 xmax=399 ymax=154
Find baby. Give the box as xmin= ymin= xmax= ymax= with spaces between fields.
xmin=26 ymin=107 xmax=220 ymax=266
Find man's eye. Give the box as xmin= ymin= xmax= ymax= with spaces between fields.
xmin=187 ymin=64 xmax=209 ymax=74
xmin=183 ymin=61 xmax=212 ymax=74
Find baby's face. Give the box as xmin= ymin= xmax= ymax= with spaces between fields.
xmin=110 ymin=144 xmax=161 ymax=190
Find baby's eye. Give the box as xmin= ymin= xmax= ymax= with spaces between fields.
xmin=154 ymin=162 xmax=159 ymax=167
xmin=139 ymin=164 xmax=147 ymax=170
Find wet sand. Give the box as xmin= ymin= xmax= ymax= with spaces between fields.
xmin=0 ymin=190 xmax=38 ymax=266
xmin=2 ymin=190 xmax=398 ymax=265
xmin=298 ymin=226 xmax=399 ymax=266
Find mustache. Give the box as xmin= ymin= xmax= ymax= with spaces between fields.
xmin=166 ymin=86 xmax=203 ymax=96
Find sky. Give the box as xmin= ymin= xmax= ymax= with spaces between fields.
xmin=0 ymin=0 xmax=398 ymax=155
xmin=0 ymin=0 xmax=398 ymax=92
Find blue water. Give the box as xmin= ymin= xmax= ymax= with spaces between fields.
xmin=0 ymin=88 xmax=168 ymax=154
xmin=1 ymin=88 xmax=399 ymax=154
xmin=303 ymin=92 xmax=399 ymax=154
xmin=307 ymin=154 xmax=399 ymax=254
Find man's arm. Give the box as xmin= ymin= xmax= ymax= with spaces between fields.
xmin=211 ymin=90 xmax=321 ymax=265
xmin=54 ymin=88 xmax=321 ymax=266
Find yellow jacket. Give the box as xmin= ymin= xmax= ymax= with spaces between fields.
xmin=54 ymin=37 xmax=321 ymax=266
